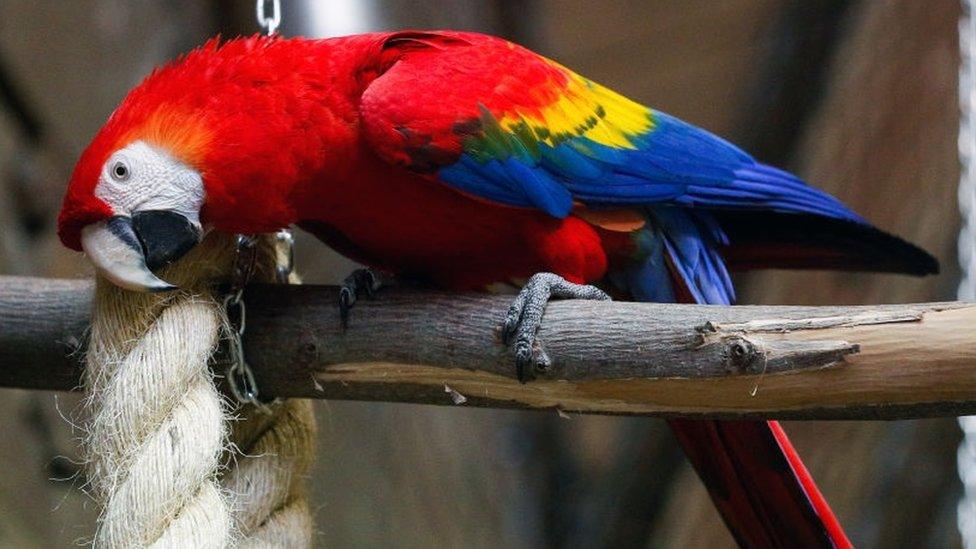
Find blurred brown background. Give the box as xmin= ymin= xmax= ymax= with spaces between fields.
xmin=0 ymin=0 xmax=963 ymax=547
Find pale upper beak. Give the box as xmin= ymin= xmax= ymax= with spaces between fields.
xmin=81 ymin=211 xmax=202 ymax=292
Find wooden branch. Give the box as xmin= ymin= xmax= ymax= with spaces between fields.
xmin=1 ymin=275 xmax=975 ymax=419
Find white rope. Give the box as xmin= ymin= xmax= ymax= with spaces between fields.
xmin=83 ymin=234 xmax=315 ymax=547
xmin=223 ymin=400 xmax=316 ymax=546
xmin=958 ymin=0 xmax=976 ymax=546
xmin=85 ymin=278 xmax=231 ymax=547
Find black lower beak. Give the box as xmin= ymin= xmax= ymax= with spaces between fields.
xmin=131 ymin=210 xmax=202 ymax=271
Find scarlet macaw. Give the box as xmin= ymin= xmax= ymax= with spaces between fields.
xmin=57 ymin=32 xmax=937 ymax=547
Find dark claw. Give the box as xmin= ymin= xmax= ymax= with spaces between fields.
xmin=500 ymin=272 xmax=610 ymax=383
xmin=357 ymin=269 xmax=378 ymax=298
xmin=338 ymin=268 xmax=386 ymax=330
xmin=338 ymin=286 xmax=354 ymax=329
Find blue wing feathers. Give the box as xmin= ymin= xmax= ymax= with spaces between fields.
xmin=438 ymin=108 xmax=864 ymax=225
xmin=439 ymin=155 xmax=574 ymax=217
xmin=540 ymin=144 xmax=605 ymax=180
xmin=504 ymin=158 xmax=574 ymax=218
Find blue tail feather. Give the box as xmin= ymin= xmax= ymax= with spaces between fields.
xmin=620 ymin=208 xmax=734 ymax=305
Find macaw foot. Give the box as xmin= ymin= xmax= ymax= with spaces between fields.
xmin=500 ymin=272 xmax=611 ymax=382
xmin=338 ymin=268 xmax=387 ymax=329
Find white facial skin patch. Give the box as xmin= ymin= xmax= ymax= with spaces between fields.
xmin=94 ymin=140 xmax=204 ymax=226
xmin=80 ymin=140 xmax=207 ymax=292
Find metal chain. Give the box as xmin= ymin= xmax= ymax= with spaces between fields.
xmin=222 ymin=235 xmax=263 ymax=407
xmin=959 ymin=0 xmax=976 ymax=546
xmin=256 ymin=0 xmax=282 ymax=36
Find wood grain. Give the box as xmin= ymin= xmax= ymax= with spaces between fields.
xmin=1 ymin=275 xmax=975 ymax=419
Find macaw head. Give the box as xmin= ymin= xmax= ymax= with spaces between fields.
xmin=57 ymin=99 xmax=213 ymax=292
xmin=58 ymin=35 xmax=375 ymax=291
xmin=57 ymin=38 xmax=322 ymax=292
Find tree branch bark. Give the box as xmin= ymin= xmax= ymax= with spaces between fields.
xmin=1 ymin=275 xmax=974 ymax=419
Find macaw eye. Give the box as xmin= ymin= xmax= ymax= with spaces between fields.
xmin=111 ymin=161 xmax=130 ymax=182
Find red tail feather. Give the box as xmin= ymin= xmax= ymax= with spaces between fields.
xmin=768 ymin=421 xmax=851 ymax=548
xmin=667 ymin=419 xmax=851 ymax=548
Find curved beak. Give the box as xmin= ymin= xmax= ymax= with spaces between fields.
xmin=80 ymin=211 xmax=202 ymax=292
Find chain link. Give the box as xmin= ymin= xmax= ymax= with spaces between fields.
xmin=256 ymin=0 xmax=282 ymax=36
